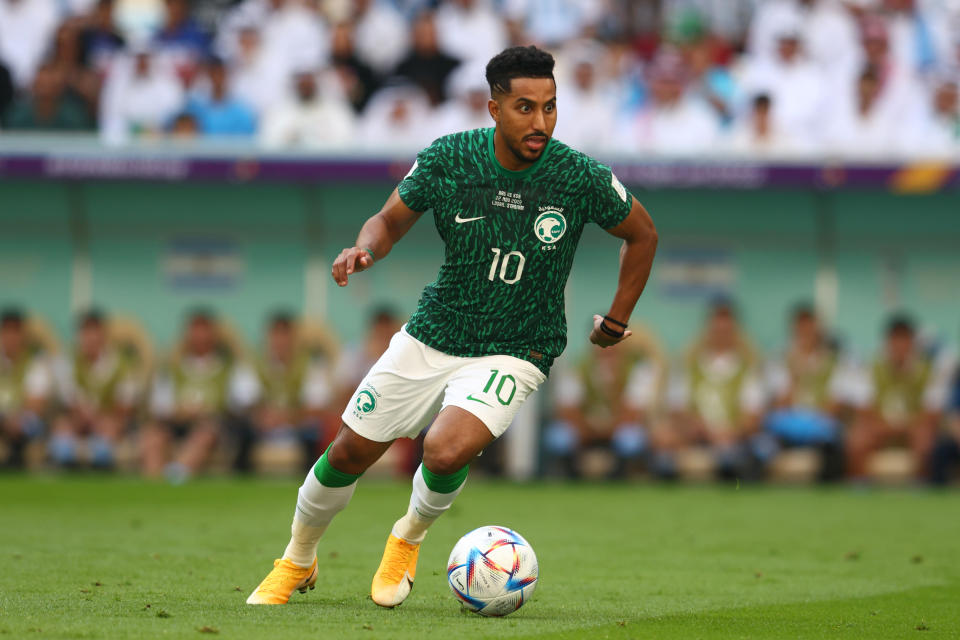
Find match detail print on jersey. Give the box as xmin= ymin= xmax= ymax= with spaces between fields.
xmin=395 ymin=127 xmax=635 ymax=375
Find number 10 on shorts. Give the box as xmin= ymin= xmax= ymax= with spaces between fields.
xmin=483 ymin=369 xmax=517 ymax=405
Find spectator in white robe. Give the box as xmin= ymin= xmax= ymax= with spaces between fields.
xmin=100 ymin=47 xmax=185 ymax=144
xmin=260 ymin=70 xmax=356 ymax=149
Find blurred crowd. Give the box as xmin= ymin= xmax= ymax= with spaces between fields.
xmin=2 ymin=301 xmax=960 ymax=486
xmin=0 ymin=0 xmax=959 ymax=157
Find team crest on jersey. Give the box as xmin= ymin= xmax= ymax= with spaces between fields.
xmin=534 ymin=209 xmax=567 ymax=244
xmin=355 ymin=389 xmax=377 ymax=414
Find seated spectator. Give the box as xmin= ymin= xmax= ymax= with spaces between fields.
xmin=618 ymin=49 xmax=719 ymax=155
xmin=764 ymin=304 xmax=859 ymax=480
xmin=185 ymin=56 xmax=256 ymax=136
xmin=47 ymin=23 xmax=102 ymax=117
xmin=552 ymin=47 xmax=619 ymax=151
xmin=431 ymin=62 xmax=492 ymax=138
xmin=153 ymin=0 xmax=211 ymax=83
xmin=739 ymin=27 xmax=826 ymax=148
xmin=683 ymin=32 xmax=738 ymax=127
xmin=0 ymin=0 xmax=60 ymax=89
xmin=725 ymin=93 xmax=810 ymax=156
xmin=359 ymin=83 xmax=433 ymax=152
xmin=330 ymin=22 xmax=379 ymax=113
xmin=168 ymin=110 xmax=198 ymax=138
xmin=330 ymin=21 xmax=379 ymax=114
xmin=931 ymin=358 xmax=960 ymax=485
xmin=100 ymin=47 xmax=185 ymax=144
xmin=906 ymin=78 xmax=960 ymax=156
xmin=665 ymin=300 xmax=766 ymax=480
xmin=824 ymin=66 xmax=902 ymax=157
xmin=141 ymin=309 xmax=255 ymax=482
xmin=5 ymin=62 xmax=95 ymax=131
xmin=0 ymin=309 xmax=53 ymax=469
xmin=434 ymin=0 xmax=507 ymax=68
xmin=49 ymin=310 xmax=141 ymax=469
xmin=259 ymin=70 xmax=356 ymax=148
xmin=351 ymin=0 xmax=408 ymax=75
xmin=0 ymin=60 xmax=12 ymax=126
xmin=544 ymin=334 xmax=664 ymax=479
xmin=847 ymin=314 xmax=943 ymax=481
xmin=505 ymin=0 xmax=600 ymax=47
xmin=79 ymin=0 xmax=127 ymax=75
xmin=748 ymin=0 xmax=860 ymax=98
xmin=393 ymin=11 xmax=460 ymax=107
xmin=221 ymin=0 xmax=328 ymax=78
xmin=226 ymin=25 xmax=290 ymax=118
xmin=235 ymin=312 xmax=337 ymax=472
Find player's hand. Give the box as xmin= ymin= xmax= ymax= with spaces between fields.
xmin=589 ymin=314 xmax=632 ymax=348
xmin=331 ymin=247 xmax=374 ymax=287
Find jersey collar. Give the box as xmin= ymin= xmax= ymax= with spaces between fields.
xmin=486 ymin=127 xmax=553 ymax=179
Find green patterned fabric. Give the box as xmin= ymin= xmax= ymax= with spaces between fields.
xmin=398 ymin=127 xmax=634 ymax=375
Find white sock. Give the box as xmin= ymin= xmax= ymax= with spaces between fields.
xmin=392 ymin=464 xmax=466 ymax=544
xmin=282 ymin=469 xmax=357 ymax=567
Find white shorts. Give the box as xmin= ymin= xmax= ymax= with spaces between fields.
xmin=342 ymin=327 xmax=546 ymax=442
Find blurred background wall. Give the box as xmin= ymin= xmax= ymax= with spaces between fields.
xmin=3 ymin=177 xmax=959 ymax=359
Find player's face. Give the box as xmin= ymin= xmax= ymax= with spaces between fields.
xmin=491 ymin=77 xmax=557 ymax=165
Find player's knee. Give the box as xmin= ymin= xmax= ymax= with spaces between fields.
xmin=422 ymin=448 xmax=468 ymax=476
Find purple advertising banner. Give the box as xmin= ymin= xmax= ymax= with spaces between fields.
xmin=1 ymin=150 xmax=958 ymax=191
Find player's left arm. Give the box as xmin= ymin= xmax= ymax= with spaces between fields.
xmin=590 ymin=196 xmax=658 ymax=348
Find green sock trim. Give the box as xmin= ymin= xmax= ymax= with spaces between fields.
xmin=421 ymin=464 xmax=469 ymax=494
xmin=313 ymin=449 xmax=361 ymax=488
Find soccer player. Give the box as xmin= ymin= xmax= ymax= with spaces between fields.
xmin=247 ymin=46 xmax=658 ymax=606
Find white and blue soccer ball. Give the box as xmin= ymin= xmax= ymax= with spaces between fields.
xmin=446 ymin=525 xmax=538 ymax=617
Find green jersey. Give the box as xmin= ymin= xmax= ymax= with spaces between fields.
xmin=398 ymin=127 xmax=634 ymax=375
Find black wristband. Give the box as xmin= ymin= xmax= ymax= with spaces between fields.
xmin=599 ymin=321 xmax=624 ymax=339
xmin=603 ymin=315 xmax=628 ymax=329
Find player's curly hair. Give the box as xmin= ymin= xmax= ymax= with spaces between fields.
xmin=485 ymin=46 xmax=555 ymax=97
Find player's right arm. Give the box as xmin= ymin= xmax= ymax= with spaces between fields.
xmin=331 ymin=188 xmax=423 ymax=287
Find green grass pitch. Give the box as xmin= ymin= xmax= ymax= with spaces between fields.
xmin=1 ymin=476 xmax=958 ymax=639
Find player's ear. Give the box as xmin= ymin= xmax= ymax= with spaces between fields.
xmin=488 ymin=98 xmax=500 ymax=124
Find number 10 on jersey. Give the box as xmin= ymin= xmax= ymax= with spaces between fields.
xmin=488 ymin=248 xmax=525 ymax=284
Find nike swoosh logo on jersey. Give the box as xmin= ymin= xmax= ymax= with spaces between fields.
xmin=454 ymin=212 xmax=485 ymax=223
xmin=466 ymin=394 xmax=492 ymax=406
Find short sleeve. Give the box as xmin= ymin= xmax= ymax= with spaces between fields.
xmin=586 ymin=163 xmax=633 ymax=229
xmin=396 ymin=139 xmax=444 ymax=213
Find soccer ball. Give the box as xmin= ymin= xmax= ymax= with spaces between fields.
xmin=446 ymin=525 xmax=538 ymax=617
